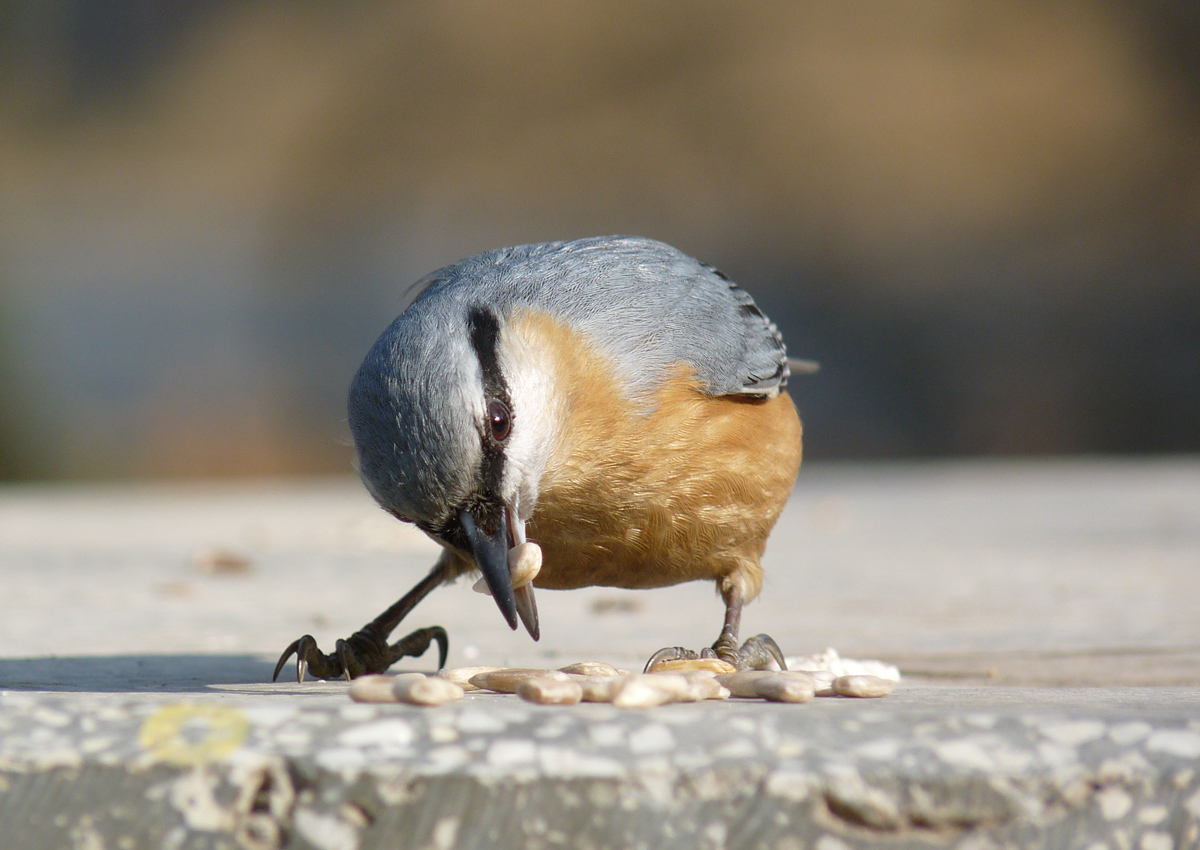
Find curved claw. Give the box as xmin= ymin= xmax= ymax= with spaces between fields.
xmin=642 ymin=646 xmax=699 ymax=673
xmin=731 ymin=634 xmax=788 ymax=671
xmin=749 ymin=633 xmax=788 ymax=671
xmin=431 ymin=627 xmax=449 ymax=669
xmin=273 ymin=638 xmax=302 ymax=683
xmin=273 ymin=633 xmax=348 ymax=683
xmin=337 ymin=639 xmax=353 ymax=682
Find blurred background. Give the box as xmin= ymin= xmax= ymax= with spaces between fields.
xmin=1 ymin=0 xmax=1197 ymax=480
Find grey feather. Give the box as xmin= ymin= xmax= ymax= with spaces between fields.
xmin=348 ymin=236 xmax=792 ymax=527
xmin=403 ymin=236 xmax=790 ymax=399
xmin=349 ymin=302 xmax=484 ymax=527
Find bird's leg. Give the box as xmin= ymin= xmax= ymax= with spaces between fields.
xmin=273 ymin=554 xmax=452 ymax=683
xmin=642 ymin=585 xmax=788 ymax=673
xmin=712 ymin=586 xmax=788 ymax=671
xmin=709 ymin=589 xmax=744 ymax=660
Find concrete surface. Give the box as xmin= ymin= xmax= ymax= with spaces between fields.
xmin=1 ymin=458 xmax=1198 ymax=848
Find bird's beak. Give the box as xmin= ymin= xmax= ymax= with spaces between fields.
xmin=459 ymin=507 xmax=518 ymax=630
xmin=507 ymin=505 xmax=540 ymax=642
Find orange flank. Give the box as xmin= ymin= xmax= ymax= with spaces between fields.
xmin=507 ymin=309 xmax=803 ymax=605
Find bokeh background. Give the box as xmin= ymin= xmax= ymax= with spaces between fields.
xmin=1 ymin=0 xmax=1198 ymax=480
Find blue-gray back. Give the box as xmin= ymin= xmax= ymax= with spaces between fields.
xmin=406 ymin=236 xmax=788 ymax=399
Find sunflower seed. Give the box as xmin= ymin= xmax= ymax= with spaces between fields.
xmin=609 ymin=673 xmax=705 ymax=708
xmin=811 ymin=670 xmax=837 ymax=696
xmin=472 ymin=541 xmax=542 ymax=594
xmin=718 ymin=671 xmax=815 ymax=702
xmin=673 ymin=672 xmax=729 ymax=700
xmin=348 ymin=674 xmax=400 ymax=703
xmin=611 ymin=676 xmax=681 ymax=708
xmin=468 ymin=668 xmax=570 ymax=693
xmin=645 ymin=657 xmax=737 ymax=675
xmin=833 ymin=675 xmax=895 ymax=698
xmin=438 ymin=666 xmax=503 ymax=691
xmin=516 ymin=677 xmax=584 ymax=705
xmin=507 ymin=541 xmax=542 ymax=590
xmin=393 ymin=674 xmax=464 ymax=705
xmin=558 ymin=661 xmax=627 ymax=677
xmin=577 ymin=676 xmax=628 ymax=702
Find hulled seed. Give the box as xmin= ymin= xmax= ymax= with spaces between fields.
xmin=576 ymin=676 xmax=627 ymax=702
xmin=438 ymin=666 xmax=503 ymax=691
xmin=811 ymin=671 xmax=837 ymax=697
xmin=717 ymin=671 xmax=815 ymax=702
xmin=516 ymin=677 xmax=584 ymax=705
xmin=645 ymin=657 xmax=737 ymax=675
xmin=673 ymin=672 xmax=729 ymax=700
xmin=507 ymin=542 xmax=543 ymax=590
xmin=348 ymin=674 xmax=400 ymax=703
xmin=833 ymin=675 xmax=895 ymax=698
xmin=753 ymin=677 xmax=814 ymax=703
xmin=472 ymin=542 xmax=542 ymax=594
xmin=611 ymin=677 xmax=679 ymax=709
xmin=558 ymin=661 xmax=627 ymax=677
xmin=393 ymin=675 xmax=464 ymax=706
xmin=610 ymin=674 xmax=700 ymax=708
xmin=468 ymin=668 xmax=570 ymax=693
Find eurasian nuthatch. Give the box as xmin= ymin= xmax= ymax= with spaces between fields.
xmin=275 ymin=236 xmax=808 ymax=682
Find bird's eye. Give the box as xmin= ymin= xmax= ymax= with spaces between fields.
xmin=487 ymin=398 xmax=511 ymax=442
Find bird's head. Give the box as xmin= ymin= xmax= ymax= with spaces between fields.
xmin=348 ymin=295 xmax=557 ymax=631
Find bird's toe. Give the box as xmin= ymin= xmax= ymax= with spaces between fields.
xmin=728 ymin=633 xmax=788 ymax=671
xmin=642 ymin=646 xmax=701 ymax=673
xmin=272 ymin=624 xmax=449 ymax=683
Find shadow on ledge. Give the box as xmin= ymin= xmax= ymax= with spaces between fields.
xmin=0 ymin=654 xmax=281 ymax=692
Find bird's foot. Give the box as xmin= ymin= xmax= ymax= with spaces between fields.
xmin=719 ymin=633 xmax=788 ymax=671
xmin=644 ymin=633 xmax=787 ymax=673
xmin=273 ymin=624 xmax=448 ymax=683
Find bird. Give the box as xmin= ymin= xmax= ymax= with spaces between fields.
xmin=274 ymin=235 xmax=811 ymax=682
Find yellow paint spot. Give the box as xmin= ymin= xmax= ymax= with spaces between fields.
xmin=138 ymin=704 xmax=248 ymax=765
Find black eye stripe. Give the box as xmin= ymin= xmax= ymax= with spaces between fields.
xmin=467 ymin=307 xmax=512 ymax=423
xmin=466 ymin=307 xmax=511 ymax=498
xmin=468 ymin=307 xmax=503 ymax=393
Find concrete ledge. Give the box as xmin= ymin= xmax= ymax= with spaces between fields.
xmin=2 ymin=685 xmax=1199 ymax=849
xmin=2 ymin=461 xmax=1198 ymax=848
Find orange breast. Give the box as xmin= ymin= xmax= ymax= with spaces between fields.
xmin=508 ymin=310 xmax=802 ymax=602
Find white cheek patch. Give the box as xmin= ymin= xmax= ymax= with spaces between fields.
xmin=497 ymin=323 xmax=560 ymax=517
